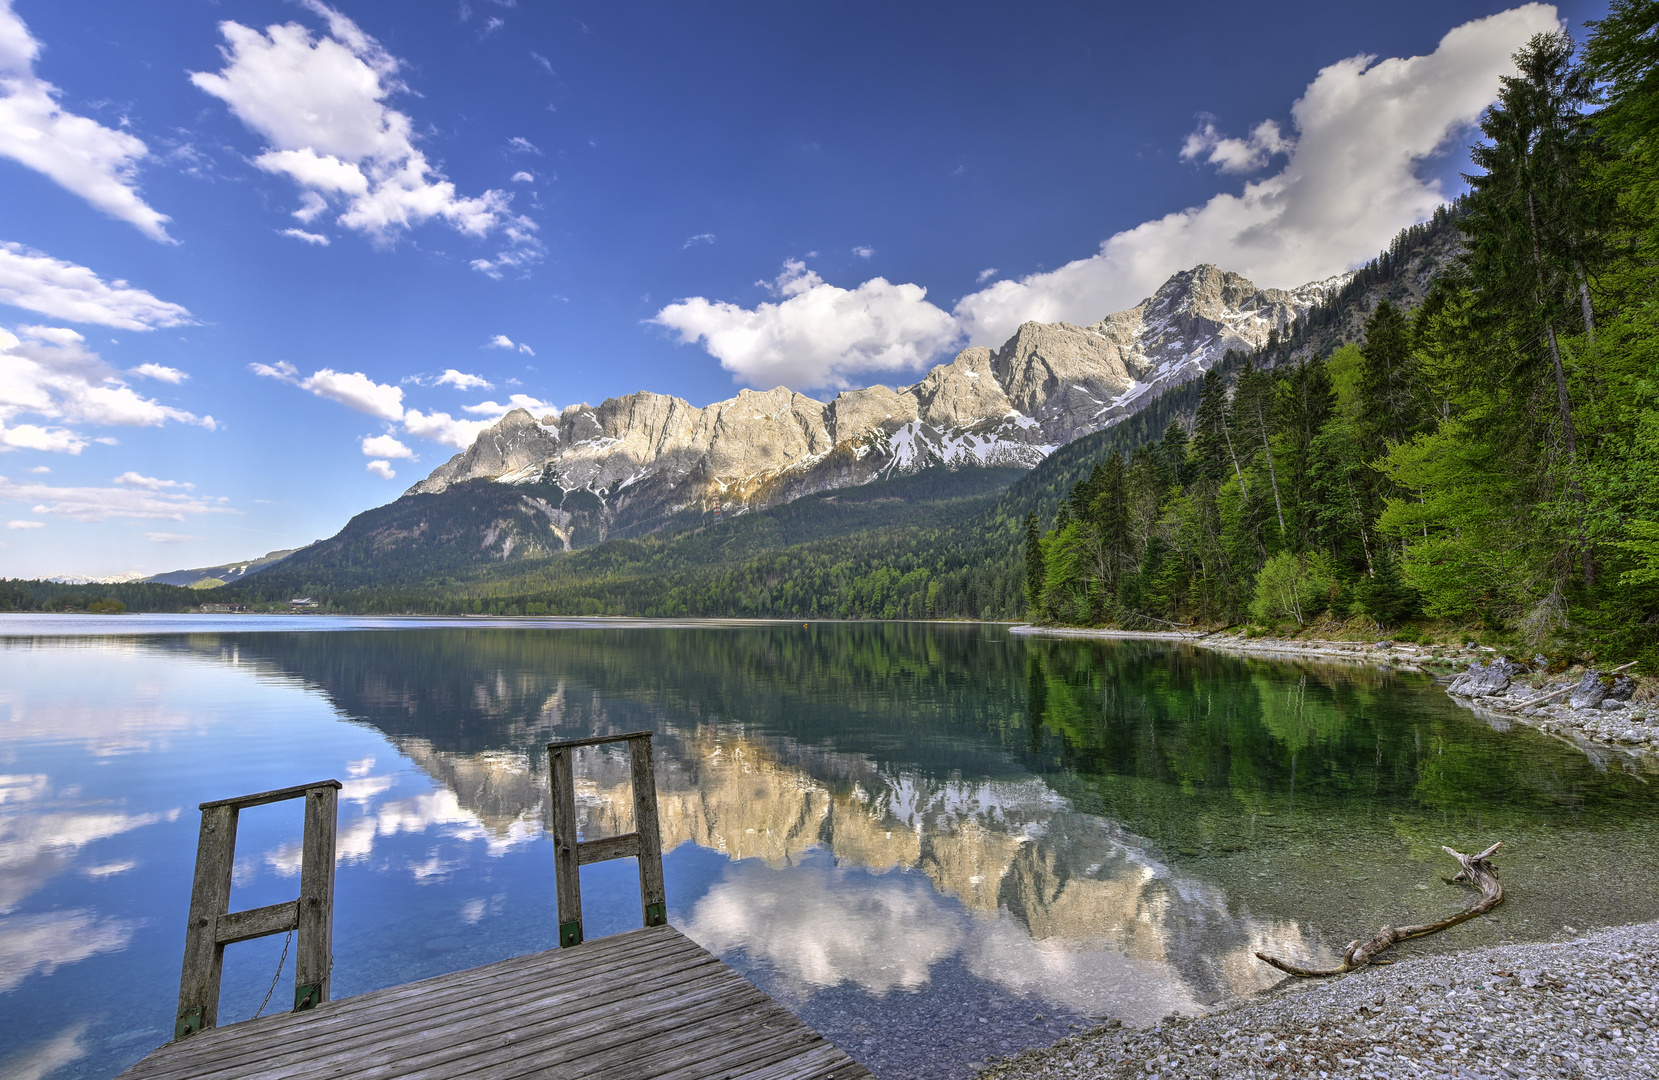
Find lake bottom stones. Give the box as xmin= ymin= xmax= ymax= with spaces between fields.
xmin=983 ymin=920 xmax=1659 ymax=1079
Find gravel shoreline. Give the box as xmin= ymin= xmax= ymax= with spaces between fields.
xmin=980 ymin=921 xmax=1659 ymax=1079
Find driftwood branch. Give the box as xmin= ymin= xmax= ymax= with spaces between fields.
xmin=1496 ymin=660 xmax=1638 ymax=712
xmin=1255 ymin=842 xmax=1504 ymax=978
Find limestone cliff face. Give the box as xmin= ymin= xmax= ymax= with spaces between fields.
xmin=405 ymin=263 xmax=1344 ymax=544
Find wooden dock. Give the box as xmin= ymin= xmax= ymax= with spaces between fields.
xmin=118 ymin=923 xmax=870 ymax=1080
xmin=119 ymin=732 xmax=873 ymax=1080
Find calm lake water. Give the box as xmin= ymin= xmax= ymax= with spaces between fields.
xmin=4 ymin=615 xmax=1658 ymax=1080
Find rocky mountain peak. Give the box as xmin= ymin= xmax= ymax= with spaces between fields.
xmin=403 ymin=262 xmax=1348 ymax=549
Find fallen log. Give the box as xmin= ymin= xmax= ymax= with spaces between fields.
xmin=1494 ymin=660 xmax=1639 ymax=712
xmin=1256 ymin=842 xmax=1504 ymax=978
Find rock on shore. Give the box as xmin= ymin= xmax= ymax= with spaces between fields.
xmin=984 ymin=921 xmax=1659 ymax=1079
xmin=1446 ymin=660 xmax=1658 ymax=756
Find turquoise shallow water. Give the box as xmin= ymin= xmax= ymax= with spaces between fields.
xmin=3 ymin=615 xmax=1657 ymax=1080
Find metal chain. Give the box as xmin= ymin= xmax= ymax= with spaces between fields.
xmin=251 ymin=929 xmax=293 ymax=1019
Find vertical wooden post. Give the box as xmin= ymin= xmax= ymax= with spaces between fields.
xmin=175 ymin=805 xmax=238 ymax=1039
xmin=629 ymin=734 xmax=667 ymax=928
xmin=548 ymin=745 xmax=583 ymax=947
xmin=293 ymin=783 xmax=338 ymax=1010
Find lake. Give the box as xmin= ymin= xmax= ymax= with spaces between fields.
xmin=4 ymin=615 xmax=1658 ymax=1080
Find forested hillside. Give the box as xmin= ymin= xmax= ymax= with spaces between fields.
xmin=1027 ymin=16 xmax=1659 ymax=663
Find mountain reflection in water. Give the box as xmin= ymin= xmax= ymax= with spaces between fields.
xmin=6 ymin=620 xmax=1659 ymax=1080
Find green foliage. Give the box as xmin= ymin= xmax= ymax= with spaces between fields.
xmin=0 ymin=580 xmax=197 ymax=613
xmin=1248 ymin=551 xmax=1336 ymax=626
xmin=1024 ymin=22 xmax=1659 ymax=660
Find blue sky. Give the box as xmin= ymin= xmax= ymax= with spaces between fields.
xmin=0 ymin=0 xmax=1596 ymax=578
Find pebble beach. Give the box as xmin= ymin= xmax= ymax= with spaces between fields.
xmin=983 ymin=921 xmax=1659 ymax=1079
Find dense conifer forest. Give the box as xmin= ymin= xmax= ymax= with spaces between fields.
xmin=1027 ymin=16 xmax=1659 ymax=663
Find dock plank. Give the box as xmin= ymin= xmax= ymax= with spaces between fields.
xmin=122 ymin=933 xmax=714 ymax=1080
xmin=118 ymin=926 xmax=872 ymax=1080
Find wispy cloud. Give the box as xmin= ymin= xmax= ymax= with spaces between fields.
xmin=1 ymin=327 xmax=213 ymax=454
xmin=281 ymin=228 xmax=330 ymax=246
xmin=851 ymin=246 xmax=874 ymax=259
xmin=0 ymin=243 xmax=192 ymax=330
xmin=0 ymin=1 xmax=173 ymax=240
xmin=0 ymin=476 xmax=232 ymax=522
xmin=683 ymin=233 xmax=715 ymax=249
xmin=113 ymin=472 xmax=193 ymax=491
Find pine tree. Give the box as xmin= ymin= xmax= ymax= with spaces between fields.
xmin=1023 ymin=513 xmax=1046 ymax=617
xmin=1461 ymin=32 xmax=1611 ymax=586
xmin=1357 ymin=301 xmax=1424 ymax=453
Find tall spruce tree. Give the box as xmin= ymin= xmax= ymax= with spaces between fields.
xmin=1357 ymin=301 xmax=1423 ymax=453
xmin=1023 ymin=513 xmax=1046 ymax=616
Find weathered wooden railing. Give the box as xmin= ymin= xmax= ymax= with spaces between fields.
xmin=173 ymin=780 xmax=340 ymax=1039
xmin=547 ymin=731 xmax=667 ymax=947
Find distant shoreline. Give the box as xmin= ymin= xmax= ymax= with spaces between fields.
xmin=1008 ymin=623 xmax=1457 ymax=673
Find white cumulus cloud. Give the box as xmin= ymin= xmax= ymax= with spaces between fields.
xmin=0 ymin=243 xmax=192 ymax=330
xmin=191 ymin=1 xmax=539 ymax=261
xmin=652 ymin=259 xmax=959 ymax=390
xmin=0 ymin=1 xmax=172 ymax=241
xmin=365 ymin=459 xmax=396 ymax=480
xmin=361 ymin=433 xmax=412 ymax=458
xmin=250 ymin=361 xmax=405 ymax=421
xmin=435 ymin=369 xmax=491 ymax=390
xmin=653 ymin=5 xmax=1562 ymax=380
xmin=950 ymin=4 xmax=1561 ymax=344
xmin=130 ymin=363 xmax=185 ymax=383
xmin=7 ymin=519 xmax=42 ymax=529
xmin=253 ymin=359 xmax=500 ymax=451
xmin=401 ymin=408 xmax=491 ymax=449
xmin=461 ymin=393 xmax=555 ymax=418
xmin=510 ymin=171 xmax=533 ymax=183
xmin=482 ymin=336 xmax=531 ymax=355
xmin=1180 ymin=117 xmax=1294 ymax=174
xmin=0 ymin=327 xmax=214 ymax=453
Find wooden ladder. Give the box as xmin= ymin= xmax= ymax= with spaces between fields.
xmin=547 ymin=731 xmax=667 ymax=947
xmin=173 ymin=780 xmax=341 ymax=1040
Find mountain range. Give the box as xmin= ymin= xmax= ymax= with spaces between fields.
xmin=141 ymin=211 xmax=1461 ymax=604
xmin=235 ymin=263 xmax=1340 ymax=584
